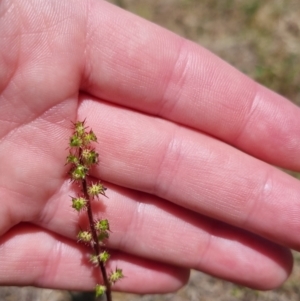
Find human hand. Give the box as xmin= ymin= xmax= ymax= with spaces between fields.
xmin=1 ymin=0 xmax=300 ymax=294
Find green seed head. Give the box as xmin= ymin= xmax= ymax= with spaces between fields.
xmin=95 ymin=219 xmax=110 ymax=232
xmin=100 ymin=251 xmax=110 ymax=263
xmin=82 ymin=148 xmax=98 ymax=166
xmin=66 ymin=154 xmax=79 ymax=165
xmin=69 ymin=134 xmax=83 ymax=147
xmin=95 ymin=284 xmax=106 ymax=297
xmin=109 ymin=268 xmax=124 ymax=284
xmin=87 ymin=183 xmax=106 ymax=197
xmin=90 ymin=251 xmax=110 ymax=265
xmin=74 ymin=121 xmax=86 ymax=136
xmin=71 ymin=165 xmax=87 ymax=181
xmin=89 ymin=254 xmax=98 ymax=265
xmin=77 ymin=230 xmax=92 ymax=243
xmin=84 ymin=130 xmax=97 ymax=144
xmin=71 ymin=197 xmax=87 ymax=211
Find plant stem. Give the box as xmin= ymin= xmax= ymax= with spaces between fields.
xmin=82 ymin=178 xmax=112 ymax=301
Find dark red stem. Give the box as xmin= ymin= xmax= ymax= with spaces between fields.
xmin=82 ymin=178 xmax=112 ymax=301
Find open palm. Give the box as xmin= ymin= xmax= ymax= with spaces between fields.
xmin=1 ymin=0 xmax=300 ymax=294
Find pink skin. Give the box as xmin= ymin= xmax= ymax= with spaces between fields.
xmin=0 ymin=0 xmax=300 ymax=293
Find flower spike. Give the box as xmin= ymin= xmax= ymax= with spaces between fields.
xmin=65 ymin=120 xmax=123 ymax=301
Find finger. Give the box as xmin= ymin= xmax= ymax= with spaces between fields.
xmin=82 ymin=0 xmax=300 ymax=170
xmin=0 ymin=223 xmax=188 ymax=293
xmin=36 ymin=180 xmax=292 ymax=290
xmin=78 ymin=96 xmax=300 ymax=253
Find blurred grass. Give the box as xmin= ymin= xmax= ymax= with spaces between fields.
xmin=105 ymin=0 xmax=300 ymax=300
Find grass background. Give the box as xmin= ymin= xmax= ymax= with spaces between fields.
xmin=2 ymin=1 xmax=300 ymax=300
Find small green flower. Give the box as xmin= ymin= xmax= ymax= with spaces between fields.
xmin=87 ymin=182 xmax=106 ymax=197
xmin=89 ymin=254 xmax=99 ymax=265
xmin=69 ymin=134 xmax=83 ymax=147
xmin=99 ymin=251 xmax=110 ymax=263
xmin=66 ymin=154 xmax=79 ymax=165
xmin=84 ymin=130 xmax=97 ymax=144
xmin=82 ymin=148 xmax=98 ymax=165
xmin=95 ymin=219 xmax=110 ymax=232
xmin=71 ymin=164 xmax=87 ymax=181
xmin=109 ymin=268 xmax=124 ymax=284
xmin=74 ymin=120 xmax=86 ymax=136
xmin=77 ymin=230 xmax=92 ymax=243
xmin=90 ymin=251 xmax=110 ymax=265
xmin=71 ymin=197 xmax=87 ymax=211
xmin=95 ymin=284 xmax=106 ymax=297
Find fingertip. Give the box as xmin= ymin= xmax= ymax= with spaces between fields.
xmin=248 ymin=247 xmax=293 ymax=290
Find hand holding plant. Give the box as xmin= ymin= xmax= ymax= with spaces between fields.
xmin=1 ymin=0 xmax=300 ymax=295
